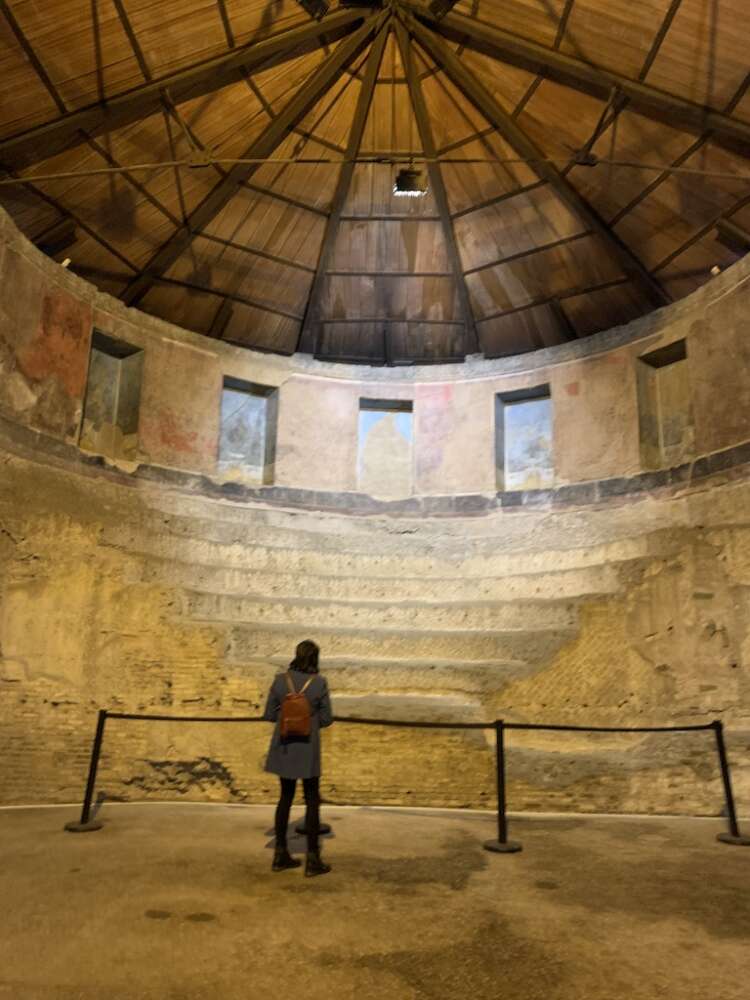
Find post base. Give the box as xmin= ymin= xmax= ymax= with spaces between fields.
xmin=717 ymin=832 xmax=750 ymax=846
xmin=295 ymin=821 xmax=332 ymax=836
xmin=64 ymin=820 xmax=104 ymax=833
xmin=483 ymin=838 xmax=522 ymax=853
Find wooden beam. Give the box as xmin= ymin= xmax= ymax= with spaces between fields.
xmin=0 ymin=0 xmax=66 ymax=113
xmin=298 ymin=26 xmax=389 ymax=353
xmin=113 ymin=0 xmax=152 ymax=81
xmin=403 ymin=10 xmax=670 ymax=309
xmin=0 ymin=8 xmax=366 ymax=171
xmin=716 ymin=217 xmax=750 ymax=254
xmin=121 ymin=13 xmax=386 ymax=307
xmin=394 ymin=19 xmax=479 ymax=354
xmin=401 ymin=3 xmax=750 ymax=157
xmin=208 ymin=298 xmax=234 ymax=339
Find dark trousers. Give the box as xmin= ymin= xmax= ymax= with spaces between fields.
xmin=274 ymin=776 xmax=320 ymax=853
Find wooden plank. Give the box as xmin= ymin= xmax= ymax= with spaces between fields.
xmin=402 ymin=4 xmax=750 ymax=156
xmin=403 ymin=9 xmax=670 ymax=308
xmin=0 ymin=0 xmax=66 ymax=113
xmin=298 ymin=26 xmax=389 ymax=353
xmin=394 ymin=19 xmax=479 ymax=354
xmin=0 ymin=8 xmax=366 ymax=170
xmin=121 ymin=13 xmax=385 ymax=307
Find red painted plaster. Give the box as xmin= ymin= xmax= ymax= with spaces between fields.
xmin=565 ymin=382 xmax=580 ymax=396
xmin=17 ymin=290 xmax=92 ymax=399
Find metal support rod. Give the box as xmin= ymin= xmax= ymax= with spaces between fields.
xmin=496 ymin=719 xmax=508 ymax=843
xmin=81 ymin=709 xmax=107 ymax=825
xmin=712 ymin=720 xmax=743 ymax=839
xmin=483 ymin=718 xmax=522 ymax=853
xmin=65 ymin=709 xmax=108 ymax=832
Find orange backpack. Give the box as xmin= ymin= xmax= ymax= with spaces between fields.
xmin=280 ymin=672 xmax=313 ymax=740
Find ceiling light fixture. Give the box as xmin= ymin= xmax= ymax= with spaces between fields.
xmin=393 ymin=166 xmax=428 ymax=197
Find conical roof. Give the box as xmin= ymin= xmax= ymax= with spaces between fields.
xmin=1 ymin=0 xmax=748 ymax=363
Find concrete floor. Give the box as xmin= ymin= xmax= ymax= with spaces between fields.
xmin=1 ymin=804 xmax=748 ymax=1000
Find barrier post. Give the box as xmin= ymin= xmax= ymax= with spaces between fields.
xmin=484 ymin=719 xmax=522 ymax=853
xmin=712 ymin=720 xmax=750 ymax=846
xmin=65 ymin=709 xmax=107 ymax=833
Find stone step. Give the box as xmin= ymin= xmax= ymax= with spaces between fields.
xmin=256 ymin=656 xmax=540 ymax=694
xmin=141 ymin=557 xmax=624 ymax=603
xmin=226 ymin=623 xmax=578 ymax=664
xmin=137 ymin=489 xmax=691 ymax=556
xmin=106 ymin=522 xmax=657 ymax=579
xmin=184 ymin=591 xmax=579 ymax=632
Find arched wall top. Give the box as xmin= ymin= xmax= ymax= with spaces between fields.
xmin=1 ymin=204 xmax=749 ymax=507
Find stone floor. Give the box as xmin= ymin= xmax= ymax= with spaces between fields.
xmin=1 ymin=803 xmax=748 ymax=999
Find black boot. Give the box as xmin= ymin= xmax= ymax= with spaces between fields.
xmin=305 ymin=850 xmax=332 ymax=877
xmin=272 ymin=845 xmax=301 ymax=871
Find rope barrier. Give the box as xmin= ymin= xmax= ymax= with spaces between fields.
xmin=64 ymin=709 xmax=750 ymax=849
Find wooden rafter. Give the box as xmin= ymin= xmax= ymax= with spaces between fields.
xmin=297 ymin=26 xmax=390 ymax=354
xmin=112 ymin=0 xmax=152 ymax=81
xmin=121 ymin=12 xmax=387 ymax=308
xmin=394 ymin=18 xmax=479 ymax=354
xmin=402 ymin=9 xmax=670 ymax=309
xmin=0 ymin=0 xmax=66 ymax=113
xmin=401 ymin=3 xmax=750 ymax=157
xmin=0 ymin=8 xmax=366 ymax=171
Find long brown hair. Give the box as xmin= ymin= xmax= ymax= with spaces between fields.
xmin=290 ymin=639 xmax=319 ymax=674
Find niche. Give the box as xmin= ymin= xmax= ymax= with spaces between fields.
xmin=637 ymin=340 xmax=693 ymax=469
xmin=495 ymin=385 xmax=554 ymax=491
xmin=79 ymin=331 xmax=143 ymax=460
xmin=217 ymin=377 xmax=278 ymax=484
xmin=358 ymin=398 xmax=413 ymax=498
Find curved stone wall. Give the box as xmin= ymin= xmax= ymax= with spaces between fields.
xmin=1 ymin=207 xmax=749 ymax=815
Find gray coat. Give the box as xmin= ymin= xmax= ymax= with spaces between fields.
xmin=263 ymin=670 xmax=333 ymax=779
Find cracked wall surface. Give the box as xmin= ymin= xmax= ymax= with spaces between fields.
xmin=0 ymin=208 xmax=749 ymax=816
xmin=1 ymin=431 xmax=748 ymax=813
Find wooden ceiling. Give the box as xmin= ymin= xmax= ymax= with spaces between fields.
xmin=0 ymin=0 xmax=748 ymax=364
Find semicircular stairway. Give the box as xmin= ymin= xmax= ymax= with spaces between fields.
xmin=1 ymin=437 xmax=748 ymax=814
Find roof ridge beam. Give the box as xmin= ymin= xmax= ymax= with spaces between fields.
xmin=121 ymin=12 xmax=387 ymax=308
xmin=400 ymin=3 xmax=750 ymax=157
xmin=403 ymin=10 xmax=670 ymax=310
xmin=0 ymin=8 xmax=367 ymax=171
xmin=394 ymin=17 xmax=479 ymax=356
xmin=297 ymin=25 xmax=390 ymax=355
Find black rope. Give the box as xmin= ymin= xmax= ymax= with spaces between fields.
xmin=106 ymin=712 xmax=715 ymax=733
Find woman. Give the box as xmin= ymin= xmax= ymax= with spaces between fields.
xmin=263 ymin=639 xmax=334 ymax=877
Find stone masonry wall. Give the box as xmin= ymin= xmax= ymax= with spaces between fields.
xmin=1 ymin=423 xmax=748 ymax=814
xmin=1 ymin=207 xmax=749 ymax=816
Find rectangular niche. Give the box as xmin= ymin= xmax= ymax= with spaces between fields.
xmin=218 ymin=377 xmax=278 ymax=484
xmin=637 ymin=340 xmax=693 ymax=470
xmin=80 ymin=331 xmax=143 ymax=460
xmin=495 ymin=385 xmax=554 ymax=491
xmin=358 ymin=398 xmax=414 ymax=498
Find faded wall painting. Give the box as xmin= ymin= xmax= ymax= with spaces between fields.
xmin=358 ymin=403 xmax=413 ymax=498
xmin=496 ymin=393 xmax=554 ymax=491
xmin=218 ymin=380 xmax=278 ymax=484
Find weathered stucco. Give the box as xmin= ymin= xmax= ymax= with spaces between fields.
xmin=1 ymin=206 xmax=749 ymax=495
xmin=0 ymin=420 xmax=749 ymax=814
xmin=0 ymin=206 xmax=749 ymax=817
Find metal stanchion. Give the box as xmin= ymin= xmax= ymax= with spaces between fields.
xmin=65 ymin=709 xmax=108 ymax=832
xmin=483 ymin=719 xmax=522 ymax=853
xmin=712 ymin=720 xmax=750 ymax=846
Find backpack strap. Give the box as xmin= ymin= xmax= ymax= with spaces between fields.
xmin=286 ymin=672 xmax=314 ymax=695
